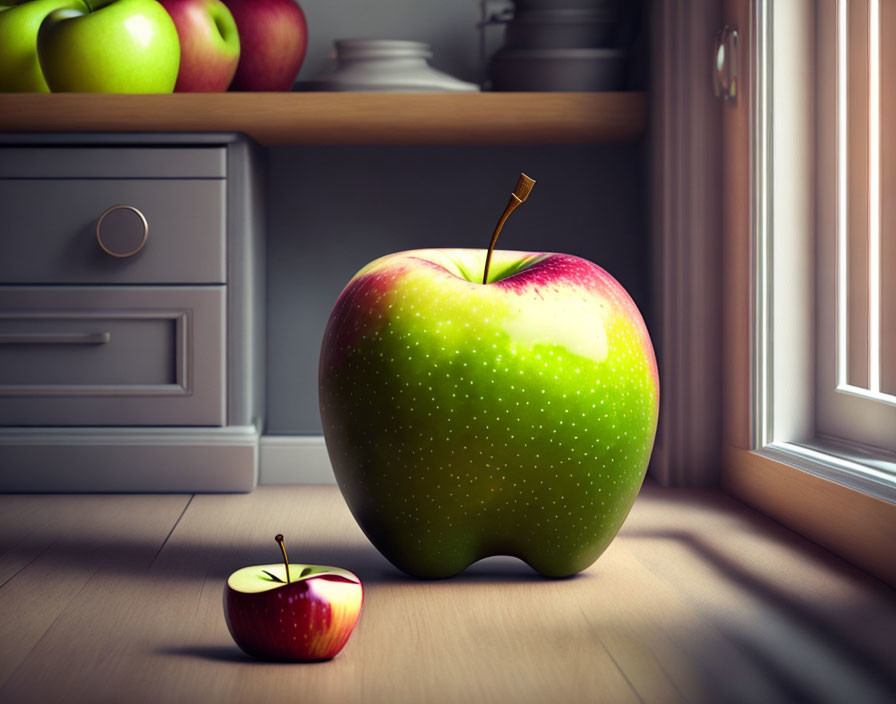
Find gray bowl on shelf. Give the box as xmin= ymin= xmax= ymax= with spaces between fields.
xmin=503 ymin=9 xmax=620 ymax=49
xmin=489 ymin=48 xmax=629 ymax=92
xmin=295 ymin=40 xmax=479 ymax=93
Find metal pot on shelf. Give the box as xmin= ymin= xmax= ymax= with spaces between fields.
xmin=511 ymin=0 xmax=620 ymax=9
xmin=487 ymin=0 xmax=631 ymax=92
xmin=502 ymin=9 xmax=619 ymax=50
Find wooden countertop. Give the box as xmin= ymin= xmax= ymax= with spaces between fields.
xmin=0 ymin=482 xmax=893 ymax=703
xmin=0 ymin=92 xmax=647 ymax=145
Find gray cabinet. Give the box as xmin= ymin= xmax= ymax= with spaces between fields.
xmin=0 ymin=134 xmax=265 ymax=492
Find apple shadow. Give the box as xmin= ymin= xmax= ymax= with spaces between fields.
xmin=158 ymin=645 xmax=334 ymax=665
xmin=399 ymin=554 xmax=587 ymax=584
xmin=0 ymin=528 xmax=588 ymax=586
xmin=276 ymin=543 xmax=587 ymax=585
xmin=158 ymin=645 xmax=255 ymax=664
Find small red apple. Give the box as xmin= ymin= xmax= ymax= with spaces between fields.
xmin=223 ymin=535 xmax=363 ymax=661
xmin=160 ymin=0 xmax=241 ymax=92
xmin=223 ymin=0 xmax=307 ymax=91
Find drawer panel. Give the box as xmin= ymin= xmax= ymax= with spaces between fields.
xmin=0 ymin=287 xmax=225 ymax=426
xmin=0 ymin=179 xmax=225 ymax=284
xmin=0 ymin=318 xmax=175 ymax=387
xmin=0 ymin=147 xmax=226 ymax=179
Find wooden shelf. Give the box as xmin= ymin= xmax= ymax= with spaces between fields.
xmin=0 ymin=92 xmax=646 ymax=146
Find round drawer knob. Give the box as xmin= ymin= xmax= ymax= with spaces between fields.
xmin=96 ymin=205 xmax=148 ymax=258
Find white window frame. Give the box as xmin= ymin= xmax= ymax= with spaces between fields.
xmin=751 ymin=0 xmax=896 ymax=503
xmin=815 ymin=0 xmax=896 ymax=448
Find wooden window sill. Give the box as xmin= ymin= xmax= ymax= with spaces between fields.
xmin=722 ymin=445 xmax=896 ymax=586
xmin=0 ymin=481 xmax=893 ymax=702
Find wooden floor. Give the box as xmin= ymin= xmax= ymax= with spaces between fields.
xmin=0 ymin=482 xmax=893 ymax=704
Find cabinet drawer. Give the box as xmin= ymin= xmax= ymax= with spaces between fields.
xmin=0 ymin=179 xmax=225 ymax=284
xmin=0 ymin=287 xmax=225 ymax=426
xmin=0 ymin=147 xmax=226 ymax=179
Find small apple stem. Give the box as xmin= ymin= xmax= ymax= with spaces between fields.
xmin=482 ymin=173 xmax=535 ymax=285
xmin=275 ymin=534 xmax=290 ymax=584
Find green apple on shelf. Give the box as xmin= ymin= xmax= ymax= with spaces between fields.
xmin=37 ymin=0 xmax=180 ymax=93
xmin=319 ymin=174 xmax=659 ymax=579
xmin=223 ymin=535 xmax=363 ymax=662
xmin=0 ymin=0 xmax=87 ymax=92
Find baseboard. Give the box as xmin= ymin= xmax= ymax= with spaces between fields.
xmin=259 ymin=435 xmax=335 ymax=485
xmin=0 ymin=426 xmax=259 ymax=492
xmin=0 ymin=430 xmax=336 ymax=490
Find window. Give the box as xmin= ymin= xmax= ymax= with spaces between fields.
xmin=752 ymin=0 xmax=895 ymax=501
xmin=816 ymin=0 xmax=896 ymax=452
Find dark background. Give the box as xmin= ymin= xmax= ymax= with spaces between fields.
xmin=265 ymin=0 xmax=650 ymax=434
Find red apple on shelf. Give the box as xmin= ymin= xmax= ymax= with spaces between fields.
xmin=160 ymin=0 xmax=240 ymax=92
xmin=223 ymin=0 xmax=307 ymax=91
xmin=223 ymin=535 xmax=363 ymax=661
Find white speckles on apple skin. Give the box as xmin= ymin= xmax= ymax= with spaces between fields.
xmin=320 ymin=249 xmax=659 ymax=579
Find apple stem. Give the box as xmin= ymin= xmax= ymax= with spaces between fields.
xmin=481 ymin=173 xmax=536 ymax=285
xmin=275 ymin=534 xmax=291 ymax=584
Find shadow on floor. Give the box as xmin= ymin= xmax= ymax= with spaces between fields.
xmin=0 ymin=531 xmax=579 ymax=587
xmin=159 ymin=645 xmax=257 ymax=664
xmin=621 ymin=527 xmax=896 ymax=700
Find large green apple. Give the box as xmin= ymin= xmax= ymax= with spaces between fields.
xmin=319 ymin=247 xmax=659 ymax=579
xmin=0 ymin=0 xmax=88 ymax=92
xmin=37 ymin=0 xmax=180 ymax=92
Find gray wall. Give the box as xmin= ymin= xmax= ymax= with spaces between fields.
xmin=265 ymin=144 xmax=650 ymax=434
xmin=265 ymin=1 xmax=650 ymax=435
